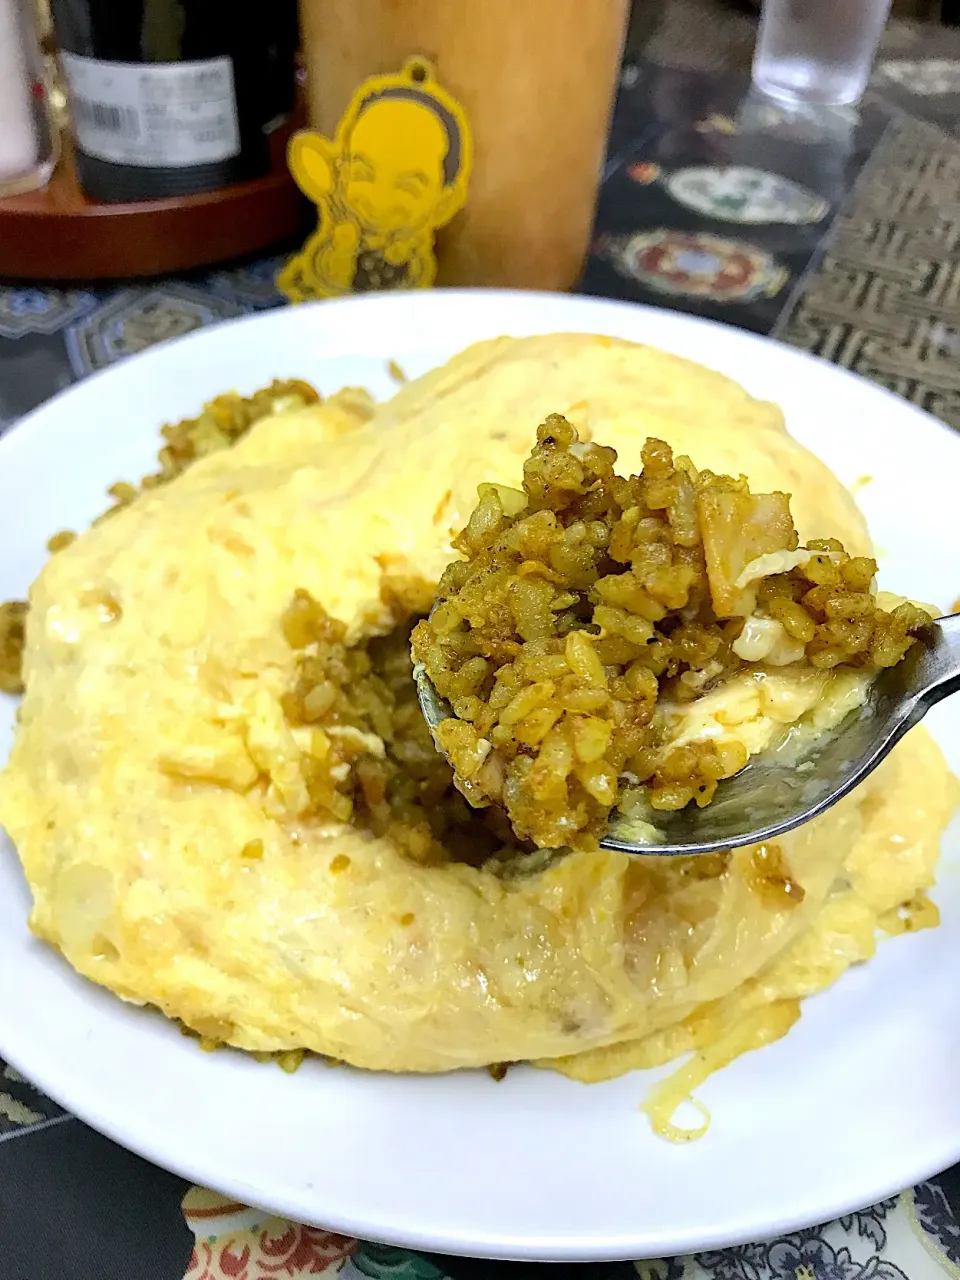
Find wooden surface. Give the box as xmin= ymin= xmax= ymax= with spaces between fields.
xmin=0 ymin=125 xmax=308 ymax=281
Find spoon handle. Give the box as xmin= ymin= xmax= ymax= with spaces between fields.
xmin=904 ymin=613 xmax=960 ymax=728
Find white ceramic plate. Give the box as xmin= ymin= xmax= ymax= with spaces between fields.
xmin=1 ymin=291 xmax=959 ymax=1263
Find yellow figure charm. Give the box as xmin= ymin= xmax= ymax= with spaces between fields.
xmin=278 ymin=58 xmax=472 ymax=302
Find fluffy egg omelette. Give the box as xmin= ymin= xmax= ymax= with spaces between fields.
xmin=0 ymin=335 xmax=956 ymax=1130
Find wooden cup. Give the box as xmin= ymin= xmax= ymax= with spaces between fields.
xmin=299 ymin=0 xmax=629 ymax=291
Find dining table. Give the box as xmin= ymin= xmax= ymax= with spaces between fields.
xmin=3 ymin=18 xmax=960 ymax=1280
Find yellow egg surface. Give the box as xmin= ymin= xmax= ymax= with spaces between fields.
xmin=0 ymin=334 xmax=955 ymax=1081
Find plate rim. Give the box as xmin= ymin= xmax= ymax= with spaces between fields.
xmin=1 ymin=288 xmax=958 ymax=462
xmin=3 ymin=1024 xmax=960 ymax=1264
xmin=1 ymin=288 xmax=959 ymax=1262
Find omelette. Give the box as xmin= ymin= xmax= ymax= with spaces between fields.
xmin=0 ymin=335 xmax=956 ymax=1135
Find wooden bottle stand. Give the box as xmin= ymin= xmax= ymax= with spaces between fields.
xmin=0 ymin=123 xmax=307 ymax=281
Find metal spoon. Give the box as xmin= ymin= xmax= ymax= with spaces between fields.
xmin=415 ymin=613 xmax=960 ymax=857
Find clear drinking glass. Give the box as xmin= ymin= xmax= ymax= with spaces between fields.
xmin=752 ymin=0 xmax=892 ymax=108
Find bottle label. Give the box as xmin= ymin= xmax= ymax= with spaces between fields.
xmin=60 ymin=53 xmax=241 ymax=169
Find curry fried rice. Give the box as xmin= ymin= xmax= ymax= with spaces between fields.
xmin=410 ymin=414 xmax=929 ymax=852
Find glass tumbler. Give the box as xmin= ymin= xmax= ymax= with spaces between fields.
xmin=752 ymin=0 xmax=892 ymax=108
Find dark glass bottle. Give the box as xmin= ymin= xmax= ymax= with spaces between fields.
xmin=51 ymin=0 xmax=297 ymax=202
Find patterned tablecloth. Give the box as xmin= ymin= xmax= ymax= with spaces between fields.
xmin=3 ymin=48 xmax=960 ymax=1280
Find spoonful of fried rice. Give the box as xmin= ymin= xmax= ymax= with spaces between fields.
xmin=412 ymin=415 xmax=959 ymax=857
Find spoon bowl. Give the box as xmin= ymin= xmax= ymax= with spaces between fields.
xmin=415 ymin=613 xmax=960 ymax=857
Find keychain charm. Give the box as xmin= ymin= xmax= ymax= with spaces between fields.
xmin=278 ymin=57 xmax=472 ymax=302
